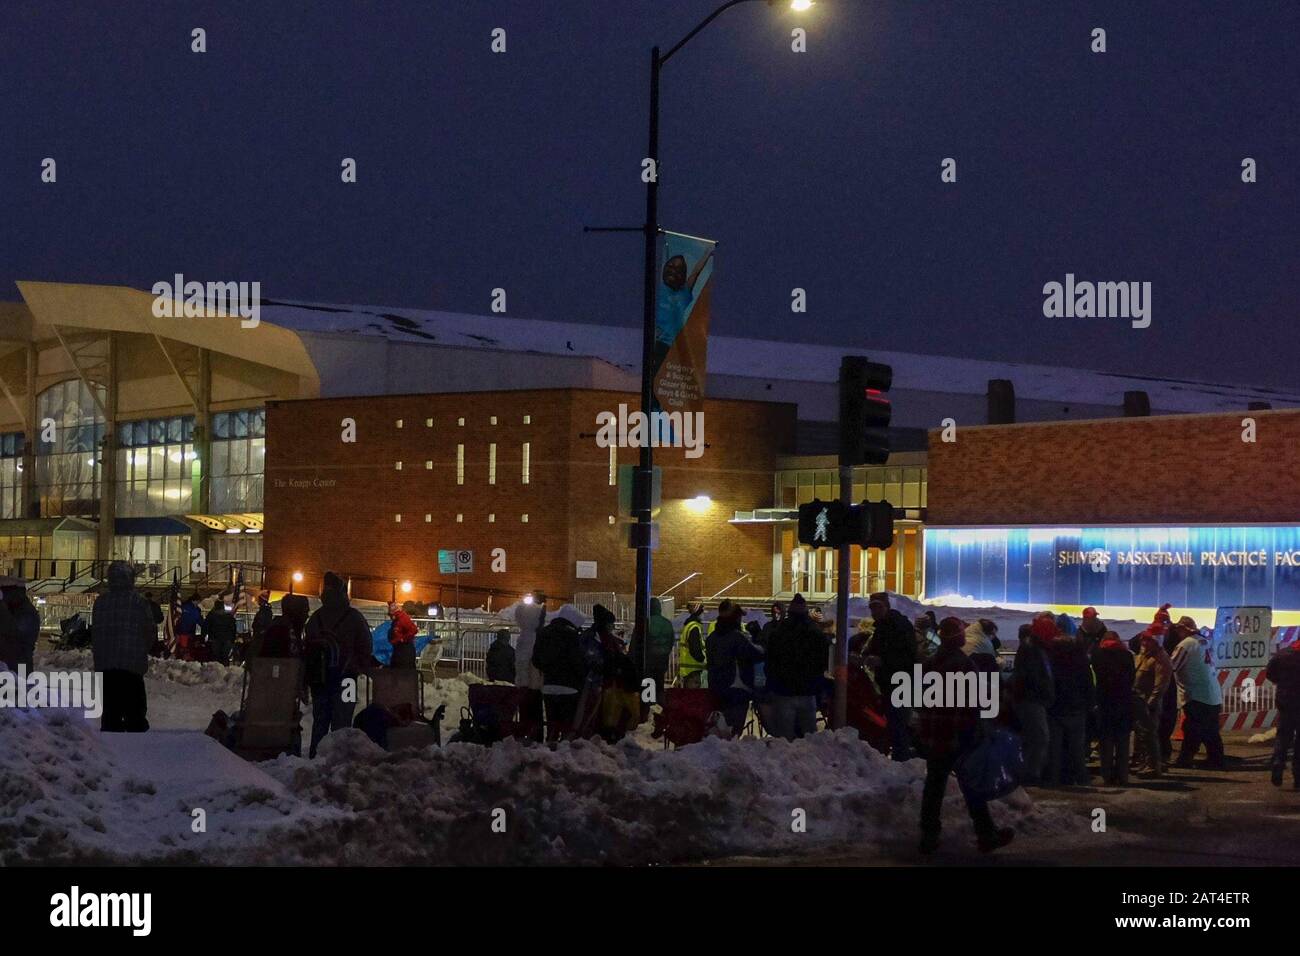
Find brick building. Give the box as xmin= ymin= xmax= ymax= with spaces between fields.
xmin=264 ymin=388 xmax=796 ymax=605
xmin=924 ymin=409 xmax=1300 ymax=620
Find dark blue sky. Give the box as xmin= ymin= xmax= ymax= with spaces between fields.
xmin=3 ymin=1 xmax=1296 ymax=385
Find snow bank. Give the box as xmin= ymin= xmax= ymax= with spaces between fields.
xmin=244 ymin=729 xmax=1078 ymax=866
xmin=0 ymin=707 xmax=338 ymax=865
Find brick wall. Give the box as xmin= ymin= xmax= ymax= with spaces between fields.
xmin=264 ymin=388 xmax=795 ymax=607
xmin=927 ymin=408 xmax=1299 ymax=525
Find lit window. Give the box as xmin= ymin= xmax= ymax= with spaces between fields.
xmin=396 ymin=419 xmax=403 ymax=429
xmin=395 ymin=514 xmax=402 ymax=523
xmin=488 ymin=513 xmax=495 ymax=523
xmin=608 ymin=445 xmax=616 ymax=486
xmin=425 ymin=418 xmax=433 ymax=427
xmin=523 ymin=415 xmax=531 ymax=425
xmin=456 ymin=513 xmax=463 ymax=523
xmin=490 ymin=416 xmax=497 ymax=425
xmin=425 ymin=460 xmax=432 ymax=470
xmin=521 ymin=442 xmax=530 ymax=484
xmin=608 ymin=515 xmax=615 ymax=525
xmin=458 ymin=417 xmax=465 ymax=426
xmin=395 ymin=461 xmax=402 ymax=470
xmin=521 ymin=514 xmax=529 ymax=523
xmin=456 ymin=445 xmax=464 ymax=485
xmin=488 ymin=443 xmax=497 ymax=485
xmin=425 ymin=514 xmax=431 ymax=522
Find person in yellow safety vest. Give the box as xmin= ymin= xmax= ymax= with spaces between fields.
xmin=678 ymin=602 xmax=708 ymax=688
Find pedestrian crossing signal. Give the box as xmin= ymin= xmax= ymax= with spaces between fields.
xmin=798 ymin=498 xmax=894 ymax=549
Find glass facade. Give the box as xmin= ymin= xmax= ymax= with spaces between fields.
xmin=211 ymin=408 xmax=266 ymax=513
xmin=775 ymin=465 xmax=927 ymax=510
xmin=36 ymin=380 xmax=106 ymax=517
xmin=117 ymin=415 xmax=197 ymax=516
xmin=0 ymin=432 xmax=24 ymax=520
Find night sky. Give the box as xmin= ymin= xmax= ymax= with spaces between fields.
xmin=3 ymin=1 xmax=1296 ymax=386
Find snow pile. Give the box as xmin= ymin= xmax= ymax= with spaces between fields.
xmin=246 ymin=729 xmax=1078 ymax=866
xmin=0 ymin=707 xmax=338 ymax=865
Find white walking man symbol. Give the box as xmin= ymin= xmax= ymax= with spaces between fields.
xmin=813 ymin=506 xmax=830 ymax=544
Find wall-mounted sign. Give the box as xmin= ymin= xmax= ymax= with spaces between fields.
xmin=575 ymin=561 xmax=598 ymax=579
xmin=1212 ymin=606 xmax=1273 ymax=669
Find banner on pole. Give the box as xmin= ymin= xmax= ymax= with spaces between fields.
xmin=652 ymin=230 xmax=715 ymax=416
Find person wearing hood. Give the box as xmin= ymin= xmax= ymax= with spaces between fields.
xmin=1265 ymin=639 xmax=1300 ymax=788
xmin=1013 ymin=617 xmax=1056 ymax=786
xmin=1076 ymin=607 xmax=1107 ymax=653
xmin=304 ymin=571 xmax=374 ymax=758
xmin=757 ymin=602 xmax=785 ymax=650
xmin=865 ymin=592 xmax=918 ymax=761
xmin=514 ymin=593 xmax=547 ymax=740
xmin=203 ymin=599 xmax=238 ymax=666
xmin=1090 ymin=630 xmax=1136 ymax=784
xmin=91 ymin=561 xmax=157 ymax=732
xmin=763 ymin=594 xmax=829 ymax=740
xmin=1043 ymin=613 xmax=1094 ymax=786
xmin=574 ymin=604 xmax=617 ymax=738
xmin=914 ymin=611 xmax=939 ymax=662
xmin=677 ymin=602 xmax=707 ymax=688
xmin=962 ymin=619 xmax=1000 ymax=672
xmin=705 ymin=600 xmax=764 ymax=737
xmin=2 ymin=582 xmax=40 ymax=672
xmin=917 ymin=616 xmax=1016 ymax=855
xmin=1169 ymin=615 xmax=1224 ymax=770
xmin=485 ymin=628 xmax=516 ymax=683
xmin=630 ymin=597 xmax=675 ymax=705
xmin=1132 ymin=626 xmax=1172 ymax=776
xmin=387 ymin=601 xmax=419 ymax=669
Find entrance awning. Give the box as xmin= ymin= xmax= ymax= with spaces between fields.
xmin=114 ymin=517 xmax=193 ymax=536
xmin=187 ymin=513 xmax=263 ymax=534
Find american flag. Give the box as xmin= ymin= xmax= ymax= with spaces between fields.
xmin=163 ymin=569 xmax=181 ymax=656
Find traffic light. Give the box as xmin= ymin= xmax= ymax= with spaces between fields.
xmin=799 ymin=499 xmax=893 ymax=549
xmin=853 ymin=499 xmax=895 ymax=550
xmin=839 ymin=355 xmax=893 ymax=467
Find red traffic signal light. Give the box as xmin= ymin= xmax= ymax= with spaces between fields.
xmin=840 ymin=356 xmax=893 ymax=466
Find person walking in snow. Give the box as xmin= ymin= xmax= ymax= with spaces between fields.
xmin=1265 ymin=639 xmax=1300 ymax=788
xmin=1170 ymin=617 xmax=1224 ymax=770
xmin=304 ymin=571 xmax=374 ymax=758
xmin=864 ymin=592 xmax=917 ymax=761
xmin=1012 ymin=618 xmax=1055 ymax=786
xmin=387 ymin=601 xmax=418 ymax=669
xmin=92 ymin=561 xmax=157 ymax=732
xmin=917 ymin=616 xmax=1016 ymax=855
xmin=1091 ymin=630 xmax=1136 ymax=784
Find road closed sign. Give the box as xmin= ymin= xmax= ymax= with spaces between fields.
xmin=1212 ymin=605 xmax=1273 ymax=669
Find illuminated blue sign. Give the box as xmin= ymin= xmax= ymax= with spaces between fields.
xmin=924 ymin=526 xmax=1300 ymax=610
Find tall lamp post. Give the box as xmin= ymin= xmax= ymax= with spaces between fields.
xmin=633 ymin=0 xmax=817 ymax=670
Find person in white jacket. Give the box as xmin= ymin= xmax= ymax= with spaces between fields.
xmin=514 ymin=593 xmax=547 ymax=741
xmin=961 ymin=619 xmax=1000 ymax=670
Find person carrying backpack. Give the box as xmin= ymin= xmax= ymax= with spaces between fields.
xmin=304 ymin=571 xmax=374 ymax=757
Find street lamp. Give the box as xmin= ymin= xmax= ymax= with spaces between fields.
xmin=631 ymin=0 xmax=816 ymax=673
xmin=290 ymin=570 xmax=303 ymax=595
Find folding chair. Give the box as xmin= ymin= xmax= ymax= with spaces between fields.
xmin=235 ymin=657 xmax=305 ymax=760
xmin=467 ymin=684 xmax=530 ymax=740
xmin=652 ymin=688 xmax=719 ymax=749
xmin=366 ymin=667 xmax=439 ymax=750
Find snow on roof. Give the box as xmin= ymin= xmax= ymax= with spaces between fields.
xmin=261 ymin=298 xmax=1300 ymax=414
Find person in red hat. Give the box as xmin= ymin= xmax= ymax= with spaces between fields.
xmin=1077 ymin=606 xmax=1107 ymax=654
xmin=916 ymin=616 xmax=1015 ymax=855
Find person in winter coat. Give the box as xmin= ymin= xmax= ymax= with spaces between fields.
xmin=176 ymin=593 xmax=203 ymax=661
xmin=677 ymin=602 xmax=707 ymax=688
xmin=91 ymin=561 xmax=157 ymax=732
xmin=1169 ymin=618 xmax=1224 ymax=769
xmin=203 ymin=600 xmax=238 ymax=666
xmin=485 ymin=628 xmax=516 ymax=683
xmin=596 ymin=618 xmax=642 ymax=742
xmin=387 ymin=602 xmax=419 ymax=669
xmin=1012 ymin=618 xmax=1056 ymax=786
xmin=865 ymin=592 xmax=917 ymax=761
xmin=962 ymin=619 xmax=1001 ymax=672
xmin=763 ymin=594 xmax=829 ymax=740
xmin=1044 ymin=617 xmax=1095 ymax=786
xmin=514 ymin=594 xmax=547 ymax=741
xmin=629 ymin=597 xmax=675 ymax=704
xmin=2 ymin=583 xmax=40 ymax=672
xmin=1132 ymin=627 xmax=1172 ymax=775
xmin=756 ymin=602 xmax=785 ymax=650
xmin=1076 ymin=606 xmax=1107 ymax=654
xmin=1091 ymin=630 xmax=1136 ymax=784
xmin=705 ymin=601 xmax=765 ymax=736
xmin=914 ymin=611 xmax=940 ymax=662
xmin=304 ymin=571 xmax=374 ymax=758
xmin=572 ymin=604 xmax=618 ymax=738
xmin=252 ymin=592 xmax=274 ymax=646
xmin=1265 ymin=641 xmax=1300 ymax=788
xmin=917 ymin=616 xmax=1016 ymax=855
xmin=532 ymin=613 xmax=585 ymax=741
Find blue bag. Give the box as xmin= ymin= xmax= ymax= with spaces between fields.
xmin=955 ymin=727 xmax=1024 ymax=802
